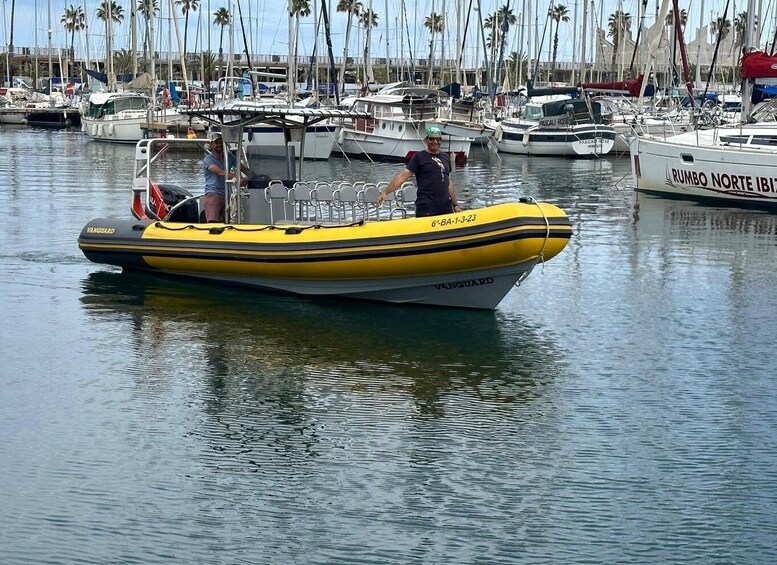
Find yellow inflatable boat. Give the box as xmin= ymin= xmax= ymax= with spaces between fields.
xmin=78 ymin=105 xmax=572 ymax=309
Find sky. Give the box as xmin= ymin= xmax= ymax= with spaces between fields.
xmin=2 ymin=0 xmax=775 ymax=67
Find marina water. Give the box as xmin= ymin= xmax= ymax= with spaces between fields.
xmin=1 ymin=126 xmax=776 ymax=563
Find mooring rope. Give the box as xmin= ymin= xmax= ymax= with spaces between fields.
xmin=514 ymin=196 xmax=551 ymax=287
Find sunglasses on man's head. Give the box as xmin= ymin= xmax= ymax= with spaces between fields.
xmin=426 ymin=137 xmax=442 ymax=142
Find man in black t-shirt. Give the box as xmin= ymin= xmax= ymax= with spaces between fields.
xmin=377 ymin=127 xmax=461 ymax=217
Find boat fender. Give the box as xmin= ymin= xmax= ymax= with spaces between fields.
xmin=522 ymin=130 xmax=530 ymax=145
xmin=494 ymin=125 xmax=503 ymax=142
xmin=107 ymin=123 xmax=114 ymax=136
xmin=336 ymin=128 xmax=345 ymax=146
xmin=147 ymin=182 xmax=168 ymax=219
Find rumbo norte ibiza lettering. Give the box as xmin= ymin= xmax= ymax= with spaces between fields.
xmin=434 ymin=277 xmax=495 ymax=290
xmin=671 ymin=168 xmax=708 ymax=187
xmin=711 ymin=172 xmax=754 ymax=191
xmin=671 ymin=168 xmax=777 ymax=193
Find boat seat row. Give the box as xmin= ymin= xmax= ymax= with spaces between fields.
xmin=262 ymin=180 xmax=417 ymax=225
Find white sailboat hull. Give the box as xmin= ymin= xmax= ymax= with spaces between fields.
xmin=83 ymin=114 xmax=147 ymax=143
xmin=630 ymin=131 xmax=777 ymax=208
xmin=242 ymin=124 xmax=338 ymax=160
xmin=495 ymin=122 xmax=616 ymax=157
xmin=340 ymin=127 xmax=472 ymax=160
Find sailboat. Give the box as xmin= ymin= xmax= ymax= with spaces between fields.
xmin=630 ymin=2 xmax=777 ymax=208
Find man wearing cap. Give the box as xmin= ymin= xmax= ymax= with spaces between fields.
xmin=202 ymin=133 xmax=251 ymax=222
xmin=377 ymin=126 xmax=461 ymax=217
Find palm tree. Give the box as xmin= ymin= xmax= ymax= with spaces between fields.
xmin=289 ymin=0 xmax=311 ymax=92
xmin=137 ymin=0 xmax=160 ymax=73
xmin=494 ymin=5 xmax=517 ymax=86
xmin=482 ymin=6 xmax=516 ymax=85
xmin=61 ymin=5 xmax=86 ymax=78
xmin=360 ymin=7 xmax=379 ymax=84
xmin=664 ymin=8 xmax=688 ymax=28
xmin=213 ymin=7 xmax=231 ymax=65
xmin=97 ymin=1 xmax=125 ymax=83
xmin=607 ymin=10 xmax=631 ymax=80
xmin=549 ymin=4 xmax=569 ymax=82
xmin=113 ymin=48 xmax=135 ymax=74
xmin=710 ymin=15 xmax=731 ymax=43
xmin=202 ymin=51 xmax=218 ymax=79
xmin=424 ymin=12 xmax=443 ymax=85
xmin=213 ymin=6 xmax=231 ymax=81
xmin=733 ymin=11 xmax=757 ymax=47
xmin=336 ymin=0 xmax=363 ymax=95
xmin=176 ymin=0 xmax=200 ymax=77
xmin=506 ymin=50 xmax=529 ymax=82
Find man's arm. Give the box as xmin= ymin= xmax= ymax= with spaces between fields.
xmin=449 ymin=178 xmax=460 ymax=211
xmin=377 ymin=168 xmax=413 ymax=205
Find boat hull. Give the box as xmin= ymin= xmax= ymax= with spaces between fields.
xmin=496 ymin=123 xmax=616 ymax=157
xmin=83 ymin=115 xmax=147 ymax=143
xmin=241 ymin=124 xmax=337 ymax=160
xmin=0 ymin=108 xmax=29 ymax=124
xmin=630 ymin=136 xmax=777 ymax=208
xmin=339 ymin=128 xmax=472 ymax=160
xmin=78 ymin=202 xmax=572 ymax=309
xmin=26 ymin=108 xmax=82 ymax=129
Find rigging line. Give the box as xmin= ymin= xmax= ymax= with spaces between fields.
xmin=457 ymin=0 xmax=474 ymax=71
xmin=628 ymin=0 xmax=650 ymax=77
xmin=703 ymin=0 xmax=731 ymax=103
xmin=531 ymin=0 xmax=555 ymax=87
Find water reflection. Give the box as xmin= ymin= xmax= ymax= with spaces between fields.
xmin=632 ymin=193 xmax=777 ymax=251
xmin=80 ymin=270 xmax=563 ymax=414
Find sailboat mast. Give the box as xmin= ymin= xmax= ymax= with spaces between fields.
xmin=131 ymin=1 xmax=138 ymax=77
xmin=149 ymin=0 xmax=156 ymax=94
xmin=741 ymin=0 xmax=757 ymax=118
xmin=385 ymin=0 xmax=389 ymax=81
xmin=578 ymin=0 xmax=588 ymax=82
xmin=694 ymin=0 xmax=705 ymax=85
xmin=670 ymin=0 xmax=693 ymax=103
xmin=48 ymin=0 xmax=53 ymax=82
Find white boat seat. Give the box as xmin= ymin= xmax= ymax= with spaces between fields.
xmin=290 ymin=181 xmax=314 ymax=222
xmin=397 ymin=183 xmax=417 ymax=205
xmin=393 ymin=182 xmax=416 ymax=218
xmin=359 ymin=184 xmax=382 ymax=220
xmin=376 ymin=181 xmax=402 ymax=218
xmin=334 ymin=182 xmax=360 ymax=223
xmin=311 ymin=182 xmax=335 ymax=223
xmin=264 ymin=180 xmax=290 ymax=224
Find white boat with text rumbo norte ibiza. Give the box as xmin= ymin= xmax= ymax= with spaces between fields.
xmin=630 ymin=50 xmax=777 ymax=209
xmin=338 ymin=87 xmax=472 ymax=164
xmin=77 ymin=102 xmax=572 ymax=310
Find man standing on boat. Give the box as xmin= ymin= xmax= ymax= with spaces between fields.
xmin=203 ymin=133 xmax=250 ymax=222
xmin=377 ymin=127 xmax=461 ymax=217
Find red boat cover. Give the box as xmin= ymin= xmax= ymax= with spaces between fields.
xmin=741 ymin=51 xmax=777 ymax=79
xmin=582 ymin=75 xmax=646 ymax=97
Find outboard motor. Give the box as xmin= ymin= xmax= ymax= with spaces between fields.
xmin=152 ymin=183 xmax=200 ymax=222
xmin=247 ymin=174 xmax=271 ymax=190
